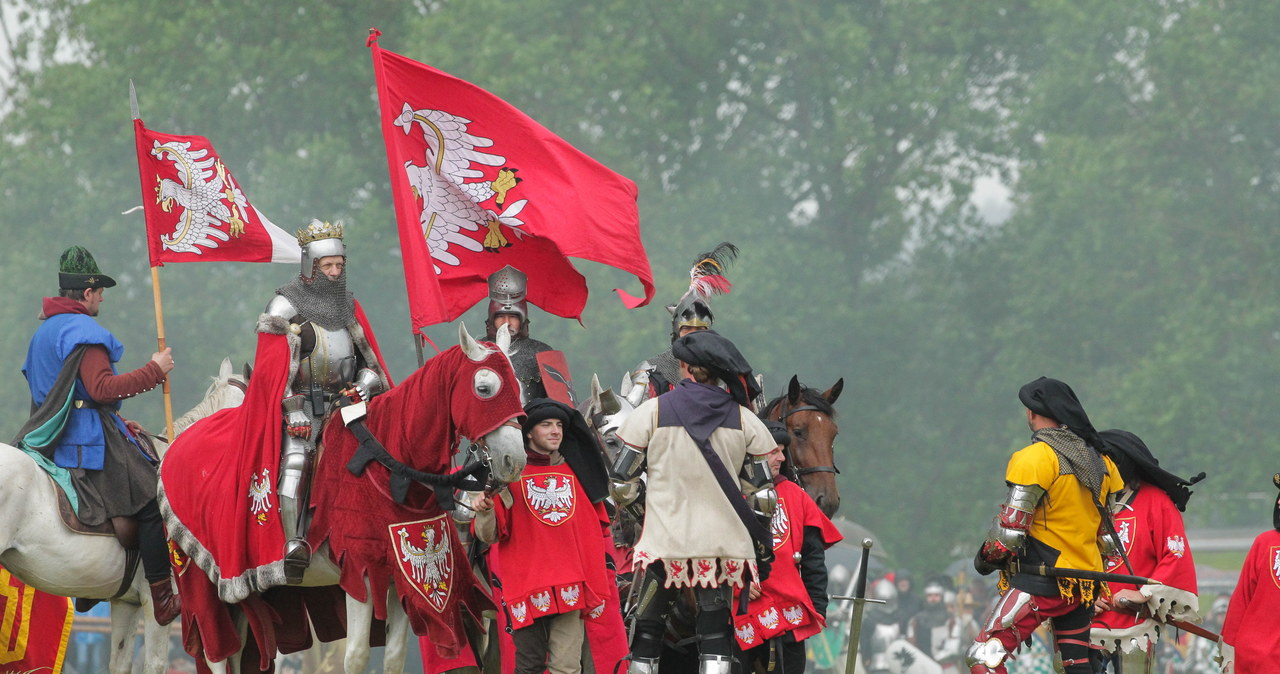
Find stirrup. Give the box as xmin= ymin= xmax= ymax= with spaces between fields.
xmin=698 ymin=654 xmax=733 ymax=674
xmin=283 ymin=538 xmax=312 ymax=584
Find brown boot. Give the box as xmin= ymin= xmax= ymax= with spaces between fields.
xmin=148 ymin=578 xmax=182 ymax=626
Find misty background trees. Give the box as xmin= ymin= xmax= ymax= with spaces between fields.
xmin=2 ymin=0 xmax=1276 ymax=576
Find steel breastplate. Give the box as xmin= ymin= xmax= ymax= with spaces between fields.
xmin=295 ymin=323 xmax=357 ymax=393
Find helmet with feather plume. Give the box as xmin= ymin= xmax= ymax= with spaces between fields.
xmin=668 ymin=242 xmax=738 ymax=341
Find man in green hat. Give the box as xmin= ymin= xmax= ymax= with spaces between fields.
xmin=19 ymin=246 xmax=180 ymax=625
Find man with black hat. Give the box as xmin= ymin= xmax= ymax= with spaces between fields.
xmin=613 ymin=329 xmax=778 ymax=674
xmin=18 ymin=246 xmax=180 ymax=625
xmin=733 ymin=420 xmax=842 ymax=674
xmin=966 ymin=377 xmax=1125 ymax=674
xmin=1090 ymin=429 xmax=1204 ymax=673
xmin=473 ymin=398 xmax=619 ymax=674
xmin=1219 ymin=472 xmax=1280 ymax=673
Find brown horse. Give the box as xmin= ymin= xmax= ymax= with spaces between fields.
xmin=762 ymin=376 xmax=843 ymax=517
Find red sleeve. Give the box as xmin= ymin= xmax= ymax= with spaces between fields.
xmin=1145 ymin=490 xmax=1197 ymax=593
xmin=78 ymin=345 xmax=166 ymax=403
xmin=1221 ymin=535 xmax=1260 ymax=644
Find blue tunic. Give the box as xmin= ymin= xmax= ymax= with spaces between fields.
xmin=23 ymin=312 xmax=130 ymax=470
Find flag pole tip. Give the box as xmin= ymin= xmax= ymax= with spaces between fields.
xmin=366 ymin=27 xmax=382 ymax=47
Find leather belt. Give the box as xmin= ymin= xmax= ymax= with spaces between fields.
xmin=73 ymin=399 xmax=102 ymax=409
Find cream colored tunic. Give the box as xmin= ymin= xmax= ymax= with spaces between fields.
xmin=616 ymin=396 xmax=774 ymax=587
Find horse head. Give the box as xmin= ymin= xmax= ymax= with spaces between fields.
xmin=577 ymin=373 xmax=636 ymax=464
xmin=765 ymin=375 xmax=843 ymax=517
xmin=454 ymin=323 xmax=526 ymax=483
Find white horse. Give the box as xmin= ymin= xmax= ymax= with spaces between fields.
xmin=0 ymin=357 xmax=246 ymax=674
xmin=183 ymin=325 xmax=528 ymax=673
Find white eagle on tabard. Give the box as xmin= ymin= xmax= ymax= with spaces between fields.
xmin=247 ymin=468 xmax=272 ymax=525
xmin=397 ymin=526 xmax=451 ymax=588
xmin=526 ymin=475 xmax=575 ymax=524
xmin=150 ymin=140 xmax=251 ymax=254
xmin=783 ymin=605 xmax=806 ymax=626
xmin=394 ymin=103 xmax=529 ymax=273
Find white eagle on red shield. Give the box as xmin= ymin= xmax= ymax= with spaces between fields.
xmin=1271 ymin=546 xmax=1280 ymax=590
xmin=771 ymin=496 xmax=790 ymax=549
xmin=390 ymin=516 xmax=454 ymax=612
xmin=524 ymin=473 xmax=577 ymax=525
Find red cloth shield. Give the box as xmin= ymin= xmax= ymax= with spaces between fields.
xmin=0 ymin=568 xmax=73 ymax=672
xmin=133 ymin=119 xmax=300 ymax=267
xmin=368 ymin=32 xmax=654 ymax=331
xmin=536 ymin=350 xmax=577 ymax=406
xmin=389 ymin=516 xmax=457 ymax=613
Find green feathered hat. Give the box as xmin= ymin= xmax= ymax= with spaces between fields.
xmin=58 ymin=246 xmax=117 ymax=290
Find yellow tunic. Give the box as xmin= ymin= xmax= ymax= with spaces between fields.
xmin=1005 ymin=441 xmax=1125 ymax=599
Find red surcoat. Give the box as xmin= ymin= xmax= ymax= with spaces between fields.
xmin=1221 ymin=528 xmax=1280 ymax=672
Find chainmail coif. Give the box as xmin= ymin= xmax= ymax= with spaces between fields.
xmin=275 ymin=271 xmax=355 ymax=330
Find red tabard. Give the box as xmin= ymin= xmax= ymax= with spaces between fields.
xmin=493 ymin=463 xmax=612 ymax=629
xmin=734 ymin=479 xmax=843 ymax=648
xmin=1092 ymin=483 xmax=1197 ymax=632
xmin=1221 ymin=528 xmax=1280 ymax=673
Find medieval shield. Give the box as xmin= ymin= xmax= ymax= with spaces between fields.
xmin=522 ymin=472 xmax=578 ymax=526
xmin=388 ymin=515 xmax=455 ymax=612
xmin=537 ymin=350 xmax=577 ymax=406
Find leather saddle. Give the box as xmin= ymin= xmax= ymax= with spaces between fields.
xmin=47 ymin=474 xmax=142 ymax=609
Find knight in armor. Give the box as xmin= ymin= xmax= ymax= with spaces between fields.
xmin=967 ymin=377 xmax=1125 ymax=674
xmin=472 ymin=398 xmax=619 ymax=674
xmin=626 ymin=243 xmax=738 ymax=407
xmin=484 ymin=265 xmax=558 ymax=401
xmin=1218 ymin=472 xmax=1280 ymax=673
xmin=613 ymin=329 xmax=777 ymax=674
xmin=907 ymin=577 xmax=978 ymax=673
xmin=1089 ymin=429 xmax=1203 ymax=673
xmin=732 ymin=420 xmax=843 ymax=674
xmin=263 ymin=220 xmax=390 ymax=580
xmin=18 ymin=246 xmax=180 ymax=625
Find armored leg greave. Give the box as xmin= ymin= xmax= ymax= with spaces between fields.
xmin=281 ymin=434 xmax=316 ymax=583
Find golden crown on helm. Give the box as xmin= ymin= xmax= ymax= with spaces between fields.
xmin=295 ymin=220 xmax=344 ymax=247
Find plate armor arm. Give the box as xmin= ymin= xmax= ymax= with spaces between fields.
xmin=739 ymin=455 xmax=777 ymax=519
xmin=351 ymin=366 xmax=386 ymax=402
xmin=1096 ymin=491 xmax=1125 ymax=566
xmin=608 ymin=442 xmax=647 ymax=521
xmin=266 ymin=295 xmax=309 ymax=438
xmin=979 ymin=483 xmax=1045 ymax=566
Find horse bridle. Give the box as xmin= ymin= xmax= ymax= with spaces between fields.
xmin=775 ymin=401 xmax=840 ymax=481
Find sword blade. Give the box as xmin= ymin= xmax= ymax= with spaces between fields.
xmin=1010 ymin=560 xmax=1162 ymax=586
xmin=842 ymin=538 xmax=874 ymax=674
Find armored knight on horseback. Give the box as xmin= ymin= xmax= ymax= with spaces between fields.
xmin=263 ymin=220 xmax=391 ymax=579
xmin=18 ymin=246 xmax=181 ymax=625
xmin=627 ymin=243 xmax=738 ymax=407
xmin=482 ymin=265 xmax=562 ymax=401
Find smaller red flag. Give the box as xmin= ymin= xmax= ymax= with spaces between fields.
xmin=134 ymin=119 xmax=301 ymax=268
xmin=0 ymin=567 xmax=74 ymax=672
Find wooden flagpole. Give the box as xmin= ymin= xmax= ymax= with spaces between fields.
xmin=133 ymin=80 xmax=176 ymax=440
xmin=151 ymin=266 xmax=176 ymax=440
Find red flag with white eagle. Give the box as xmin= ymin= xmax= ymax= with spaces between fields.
xmin=368 ymin=31 xmax=654 ymax=332
xmin=133 ymin=119 xmax=301 ymax=267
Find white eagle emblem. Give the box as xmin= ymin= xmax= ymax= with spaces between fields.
xmin=150 ymin=140 xmax=252 ymax=254
xmin=248 ymin=468 xmax=272 ymax=525
xmin=589 ymin=603 xmax=606 ymax=620
xmin=1117 ymin=519 xmax=1133 ymax=549
xmin=1166 ymin=535 xmax=1187 ymax=558
xmin=525 ymin=474 xmax=575 ymax=524
xmin=735 ymin=623 xmax=757 ymax=644
xmin=531 ymin=590 xmax=553 ymax=613
xmin=559 ymin=585 xmax=582 ymax=607
xmin=1272 ymin=548 xmax=1280 ymax=586
xmin=394 ymin=104 xmax=530 ymax=273
xmin=771 ymin=497 xmax=790 ymax=548
xmin=397 ymin=526 xmax=452 ymax=591
xmin=511 ymin=601 xmax=528 ymax=624
xmin=782 ymin=605 xmax=805 ymax=625
xmin=758 ymin=607 xmax=780 ymax=630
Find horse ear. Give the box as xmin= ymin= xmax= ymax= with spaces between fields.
xmin=600 ymin=388 xmax=622 ymax=416
xmin=824 ymin=378 xmax=844 ymax=405
xmin=496 ymin=323 xmax=513 ymax=355
xmin=242 ymin=362 xmax=253 ymax=382
xmin=219 ymin=357 xmax=233 ymax=381
xmin=459 ymin=323 xmax=487 ymax=362
xmin=788 ymin=375 xmax=802 ymax=405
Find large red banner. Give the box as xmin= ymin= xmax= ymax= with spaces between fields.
xmin=369 ymin=32 xmax=654 ymax=331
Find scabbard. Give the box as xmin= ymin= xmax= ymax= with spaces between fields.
xmin=1008 ymin=560 xmax=1162 ymax=586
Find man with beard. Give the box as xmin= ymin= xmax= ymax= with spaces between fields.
xmin=967 ymin=377 xmax=1125 ymax=674
xmin=259 ymin=219 xmax=391 ymax=579
xmin=19 ymin=246 xmax=180 ymax=624
xmin=1090 ymin=429 xmax=1203 ymax=672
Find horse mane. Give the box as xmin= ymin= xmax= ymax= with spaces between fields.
xmin=174 ymin=374 xmax=246 ymax=435
xmin=762 ymin=383 xmax=837 ymax=418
